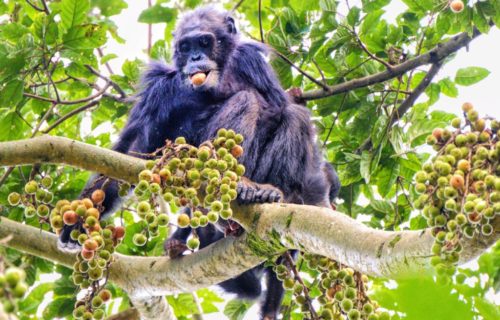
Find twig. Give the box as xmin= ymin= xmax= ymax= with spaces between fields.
xmin=24 ymin=83 xmax=111 ymax=105
xmin=389 ymin=62 xmax=442 ymax=126
xmin=311 ymin=58 xmax=327 ymax=85
xmin=231 ymin=0 xmax=245 ymax=13
xmin=42 ymin=100 xmax=100 ymax=134
xmin=29 ymin=77 xmax=71 ymax=88
xmin=356 ymin=62 xmax=442 ymax=153
xmin=343 ymin=23 xmax=394 ymax=70
xmin=258 ymin=0 xmax=264 ymax=43
xmin=97 ymin=48 xmax=115 ymax=75
xmin=284 ymin=252 xmax=318 ymax=320
xmin=32 ymin=102 xmax=57 ymax=136
xmin=191 ymin=292 xmax=204 ymax=320
xmin=85 ymin=65 xmax=127 ymax=98
xmin=25 ymin=0 xmax=44 ymax=12
xmin=0 ymin=167 xmax=15 ymax=188
xmin=40 ymin=0 xmax=49 ymax=13
xmin=322 ymin=93 xmax=347 ymax=148
xmin=273 ymin=50 xmax=330 ymax=91
xmin=147 ymin=0 xmax=152 ymax=56
xmin=0 ymin=235 xmax=13 ymax=245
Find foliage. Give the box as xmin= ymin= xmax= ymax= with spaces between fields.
xmin=0 ymin=0 xmax=499 ymax=319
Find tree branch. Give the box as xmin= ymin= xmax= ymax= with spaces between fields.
xmin=357 ymin=62 xmax=443 ymax=152
xmin=106 ymin=308 xmax=140 ymax=320
xmin=301 ymin=29 xmax=480 ymax=100
xmin=41 ymin=101 xmax=100 ymax=134
xmin=0 ymin=137 xmax=497 ymax=280
xmin=0 ymin=136 xmax=145 ymax=183
xmin=24 ymin=83 xmax=111 ymax=105
xmin=0 ymin=135 xmax=497 ymax=320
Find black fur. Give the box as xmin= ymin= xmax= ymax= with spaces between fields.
xmin=58 ymin=6 xmax=340 ymax=319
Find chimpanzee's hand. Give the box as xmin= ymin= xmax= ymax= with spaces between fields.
xmin=237 ymin=177 xmax=283 ymax=204
xmin=164 ymin=238 xmax=189 ymax=259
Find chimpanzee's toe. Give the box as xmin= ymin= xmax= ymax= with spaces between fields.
xmin=164 ymin=238 xmax=189 ymax=259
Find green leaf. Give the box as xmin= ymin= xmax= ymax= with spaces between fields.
xmin=42 ymin=296 xmax=76 ymax=319
xmin=455 ymin=67 xmax=490 ymax=86
xmin=167 ymin=293 xmax=198 ymax=317
xmin=474 ymin=297 xmax=500 ymax=319
xmin=473 ymin=5 xmax=490 ymax=34
xmin=374 ymin=277 xmax=475 ymax=320
xmin=362 ymin=0 xmax=390 ymax=13
xmin=224 ymin=299 xmax=252 ymax=320
xmin=101 ymin=53 xmax=118 ymax=65
xmin=138 ymin=4 xmax=176 ymax=24
xmin=18 ymin=283 xmax=54 ymax=314
xmin=361 ymin=10 xmax=384 ymax=35
xmin=0 ymin=109 xmax=27 ymax=141
xmin=319 ymin=0 xmax=337 ymax=11
xmin=122 ymin=59 xmax=142 ymax=83
xmin=438 ymin=78 xmax=458 ymax=97
xmin=197 ymin=288 xmax=224 ymax=313
xmin=347 ymin=7 xmax=361 ymax=26
xmin=0 ymin=79 xmax=24 ymax=108
xmin=370 ymin=200 xmax=394 ymax=215
xmin=0 ymin=23 xmax=30 ymax=42
xmin=61 ymin=0 xmax=90 ymax=29
xmin=410 ymin=215 xmax=428 ymax=230
xmin=54 ymin=275 xmax=77 ymax=295
xmin=91 ymin=0 xmax=128 ymax=17
xmin=360 ymin=151 xmax=372 ymax=183
xmin=425 ymin=83 xmax=440 ymax=105
xmin=370 ymin=114 xmax=388 ymax=149
xmin=63 ymin=25 xmax=107 ymax=50
xmin=375 ymin=157 xmax=400 ymax=197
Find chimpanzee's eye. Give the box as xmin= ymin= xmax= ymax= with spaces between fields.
xmin=199 ymin=36 xmax=210 ymax=48
xmin=179 ymin=41 xmax=190 ymax=53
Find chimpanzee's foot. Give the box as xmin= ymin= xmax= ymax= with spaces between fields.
xmin=237 ymin=178 xmax=283 ymax=204
xmin=224 ymin=220 xmax=244 ymax=237
xmin=164 ymin=238 xmax=189 ymax=259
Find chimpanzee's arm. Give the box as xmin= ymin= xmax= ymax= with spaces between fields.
xmin=58 ymin=63 xmax=181 ymax=251
xmin=86 ymin=62 xmax=181 ymax=218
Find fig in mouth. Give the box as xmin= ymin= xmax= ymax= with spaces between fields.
xmin=190 ymin=71 xmax=209 ymax=86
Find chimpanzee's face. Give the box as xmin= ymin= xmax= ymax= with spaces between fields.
xmin=173 ymin=13 xmax=237 ymax=91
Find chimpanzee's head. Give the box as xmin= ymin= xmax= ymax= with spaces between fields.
xmin=172 ymin=6 xmax=238 ymax=90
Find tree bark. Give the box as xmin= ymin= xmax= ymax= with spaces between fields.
xmin=0 ymin=136 xmax=498 ymax=319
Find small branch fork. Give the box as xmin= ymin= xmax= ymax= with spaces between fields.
xmin=301 ymin=29 xmax=480 ymax=100
xmin=255 ymin=1 xmax=330 ymax=91
xmin=252 ymin=1 xmax=479 ymax=105
xmin=357 ymin=61 xmax=442 ymax=153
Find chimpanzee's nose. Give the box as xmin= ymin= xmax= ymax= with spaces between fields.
xmin=191 ymin=54 xmax=201 ymax=61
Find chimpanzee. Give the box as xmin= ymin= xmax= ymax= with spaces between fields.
xmin=58 ymin=6 xmax=340 ymax=319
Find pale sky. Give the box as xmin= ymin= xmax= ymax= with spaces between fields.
xmin=98 ymin=1 xmax=500 ymax=319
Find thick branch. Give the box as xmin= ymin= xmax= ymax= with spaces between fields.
xmin=0 ymin=218 xmax=264 ymax=295
xmin=301 ymin=30 xmax=479 ymax=100
xmin=0 ymin=136 xmax=498 ymax=286
xmin=0 ymin=135 xmax=145 ymax=183
xmin=106 ymin=308 xmax=140 ymax=320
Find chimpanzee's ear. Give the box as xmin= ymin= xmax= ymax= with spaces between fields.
xmin=225 ymin=16 xmax=236 ymax=34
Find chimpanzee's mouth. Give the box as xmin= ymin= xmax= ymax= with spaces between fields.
xmin=189 ymin=70 xmax=210 ymax=79
xmin=189 ymin=70 xmax=212 ymax=87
